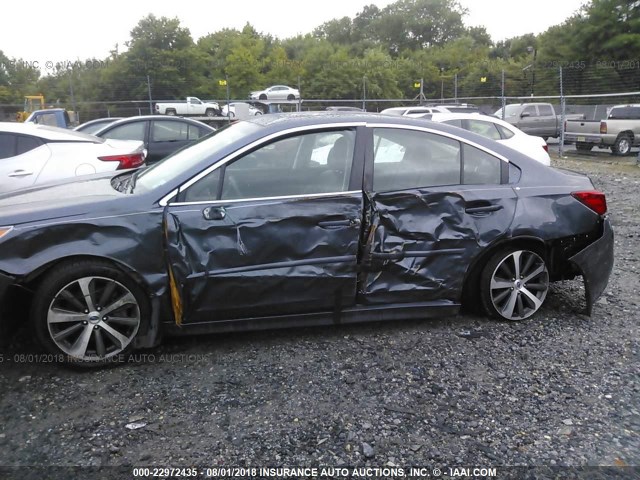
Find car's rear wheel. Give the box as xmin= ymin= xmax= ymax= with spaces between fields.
xmin=575 ymin=142 xmax=593 ymax=152
xmin=480 ymin=247 xmax=549 ymax=321
xmin=612 ymin=134 xmax=632 ymax=156
xmin=166 ymin=109 xmax=177 ymax=116
xmin=31 ymin=261 xmax=147 ymax=367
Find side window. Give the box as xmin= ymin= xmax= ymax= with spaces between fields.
xmin=0 ymin=133 xmax=16 ymax=159
xmin=372 ymin=128 xmax=461 ymax=191
xmin=496 ymin=124 xmax=515 ymax=139
xmin=16 ymin=135 xmax=42 ymax=155
xmin=522 ymin=105 xmax=537 ymax=117
xmin=182 ymin=130 xmax=356 ymax=202
xmin=102 ymin=122 xmax=146 ymax=141
xmin=182 ymin=169 xmax=220 ymax=203
xmin=538 ymin=104 xmax=554 ymax=116
xmin=188 ymin=125 xmax=207 ymax=140
xmin=466 ymin=120 xmax=502 ymax=140
xmin=152 ymin=121 xmax=189 ymax=142
xmin=463 ymin=144 xmax=502 ymax=185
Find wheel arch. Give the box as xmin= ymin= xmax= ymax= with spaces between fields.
xmin=616 ymin=130 xmax=634 ymax=140
xmin=22 ymin=254 xmax=154 ymax=298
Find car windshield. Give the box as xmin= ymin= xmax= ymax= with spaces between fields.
xmin=134 ymin=122 xmax=261 ymax=192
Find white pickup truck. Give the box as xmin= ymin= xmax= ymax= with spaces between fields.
xmin=154 ymin=97 xmax=220 ymax=117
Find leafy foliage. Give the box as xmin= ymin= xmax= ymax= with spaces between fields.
xmin=0 ymin=0 xmax=637 ymax=117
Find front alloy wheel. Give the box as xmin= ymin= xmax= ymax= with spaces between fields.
xmin=32 ymin=261 xmax=146 ymax=366
xmin=481 ymin=249 xmax=549 ymax=321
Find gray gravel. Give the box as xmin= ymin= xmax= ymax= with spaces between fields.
xmin=0 ymin=152 xmax=638 ymax=472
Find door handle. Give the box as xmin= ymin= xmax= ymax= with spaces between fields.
xmin=203 ymin=206 xmax=226 ymax=221
xmin=318 ymin=218 xmax=360 ymax=228
xmin=465 ymin=203 xmax=503 ymax=215
xmin=8 ymin=170 xmax=34 ymax=177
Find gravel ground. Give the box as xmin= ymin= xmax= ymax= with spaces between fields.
xmin=0 ymin=151 xmax=638 ymax=475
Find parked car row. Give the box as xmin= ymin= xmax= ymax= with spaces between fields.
xmin=0 ymin=112 xmax=613 ymax=367
xmin=2 ymin=105 xmax=556 ymax=196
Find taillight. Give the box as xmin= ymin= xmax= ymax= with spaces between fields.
xmin=572 ymin=190 xmax=607 ymax=215
xmin=543 ymin=144 xmax=548 ymax=152
xmin=98 ymin=153 xmax=145 ymax=170
xmin=600 ymin=121 xmax=607 ymax=134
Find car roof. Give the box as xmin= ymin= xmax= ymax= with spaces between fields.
xmin=0 ymin=122 xmax=100 ymax=141
xmin=93 ymin=115 xmax=216 ymax=135
xmin=242 ymin=111 xmax=482 ymax=132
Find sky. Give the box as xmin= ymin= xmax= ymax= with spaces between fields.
xmin=1 ymin=0 xmax=587 ymax=71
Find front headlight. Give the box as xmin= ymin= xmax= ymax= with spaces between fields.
xmin=0 ymin=226 xmax=13 ymax=239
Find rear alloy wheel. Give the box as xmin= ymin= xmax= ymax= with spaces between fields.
xmin=481 ymin=248 xmax=549 ymax=321
xmin=166 ymin=109 xmax=177 ymax=116
xmin=32 ymin=261 xmax=147 ymax=366
xmin=612 ymin=134 xmax=632 ymax=156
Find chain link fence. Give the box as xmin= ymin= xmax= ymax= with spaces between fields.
xmin=1 ymin=63 xmax=638 ymax=124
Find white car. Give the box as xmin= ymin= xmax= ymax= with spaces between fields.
xmin=249 ymin=85 xmax=300 ymax=101
xmin=423 ymin=113 xmax=551 ymax=166
xmin=0 ymin=123 xmax=146 ymax=194
xmin=381 ymin=104 xmax=478 ymax=117
xmin=221 ymin=103 xmax=263 ymax=117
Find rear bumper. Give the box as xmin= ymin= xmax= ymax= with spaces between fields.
xmin=564 ymin=133 xmax=618 ymax=146
xmin=569 ymin=218 xmax=614 ymax=315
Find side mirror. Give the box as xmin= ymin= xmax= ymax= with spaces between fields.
xmin=520 ymin=112 xmax=531 ymax=118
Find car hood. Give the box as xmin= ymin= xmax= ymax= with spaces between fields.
xmin=0 ymin=172 xmax=128 ymax=226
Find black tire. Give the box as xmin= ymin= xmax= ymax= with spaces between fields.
xmin=480 ymin=247 xmax=549 ymax=321
xmin=31 ymin=260 xmax=149 ymax=367
xmin=205 ymin=108 xmax=215 ymax=117
xmin=166 ymin=109 xmax=177 ymax=116
xmin=575 ymin=142 xmax=593 ymax=152
xmin=287 ymin=94 xmax=295 ymax=101
xmin=612 ymin=134 xmax=633 ymax=156
xmin=259 ymin=94 xmax=267 ymax=100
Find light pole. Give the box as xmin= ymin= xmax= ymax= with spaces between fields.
xmin=527 ymin=46 xmax=537 ymax=97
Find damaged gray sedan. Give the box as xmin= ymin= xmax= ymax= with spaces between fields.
xmin=0 ymin=113 xmax=613 ymax=366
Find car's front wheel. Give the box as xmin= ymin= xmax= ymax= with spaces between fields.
xmin=31 ymin=261 xmax=147 ymax=367
xmin=480 ymin=247 xmax=549 ymax=321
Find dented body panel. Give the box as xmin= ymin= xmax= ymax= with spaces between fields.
xmin=164 ymin=193 xmax=363 ymax=322
xmin=0 ymin=112 xmax=614 ymax=347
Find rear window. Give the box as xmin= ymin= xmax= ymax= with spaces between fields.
xmin=608 ymin=107 xmax=640 ymax=119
